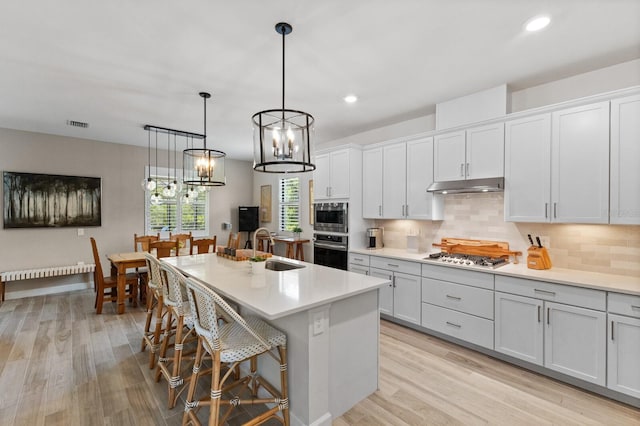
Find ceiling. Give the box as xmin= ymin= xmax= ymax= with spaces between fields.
xmin=1 ymin=1 xmax=638 ymax=161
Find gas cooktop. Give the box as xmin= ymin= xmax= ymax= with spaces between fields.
xmin=425 ymin=252 xmax=509 ymax=269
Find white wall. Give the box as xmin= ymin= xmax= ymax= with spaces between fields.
xmin=0 ymin=128 xmax=253 ymax=298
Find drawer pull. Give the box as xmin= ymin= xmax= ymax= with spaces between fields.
xmin=547 ymin=307 xmax=550 ymax=325
xmin=387 ymin=263 xmax=399 ymax=268
xmin=534 ymin=289 xmax=556 ymax=297
xmin=353 ymin=258 xmax=363 ymax=261
xmin=446 ymin=321 xmax=461 ymax=329
xmin=446 ymin=295 xmax=461 ymax=301
xmin=537 ymin=305 xmax=541 ymax=323
xmin=631 ymin=305 xmax=640 ymax=311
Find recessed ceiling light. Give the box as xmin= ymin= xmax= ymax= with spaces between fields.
xmin=525 ymin=15 xmax=551 ymax=32
xmin=344 ymin=94 xmax=358 ymax=103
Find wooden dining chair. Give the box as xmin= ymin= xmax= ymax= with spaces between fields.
xmin=150 ymin=240 xmax=179 ymax=259
xmin=190 ymin=236 xmax=217 ymax=255
xmin=169 ymin=231 xmax=192 ymax=252
xmin=90 ymin=237 xmax=138 ymax=314
xmin=134 ymin=233 xmax=160 ymax=252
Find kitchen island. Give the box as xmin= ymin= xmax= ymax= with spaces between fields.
xmin=164 ymin=253 xmax=390 ymax=426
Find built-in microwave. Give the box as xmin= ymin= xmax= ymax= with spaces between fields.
xmin=314 ymin=202 xmax=348 ymax=233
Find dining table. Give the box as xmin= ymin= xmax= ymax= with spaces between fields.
xmin=107 ymin=251 xmax=147 ymax=314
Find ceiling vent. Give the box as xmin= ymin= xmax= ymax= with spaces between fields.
xmin=66 ymin=120 xmax=89 ymax=128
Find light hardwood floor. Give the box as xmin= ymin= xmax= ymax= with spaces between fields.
xmin=0 ymin=290 xmax=638 ymax=425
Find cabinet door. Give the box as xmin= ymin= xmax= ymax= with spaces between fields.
xmin=362 ymin=148 xmax=383 ymax=218
xmin=329 ymin=149 xmax=350 ymax=199
xmin=406 ymin=137 xmax=435 ymax=219
xmin=494 ymin=292 xmax=543 ymax=365
xmin=610 ymin=95 xmax=640 ymax=225
xmin=608 ymin=313 xmax=640 ymax=398
xmin=393 ymin=272 xmax=421 ymax=325
xmin=314 ymin=153 xmax=331 ymax=200
xmin=382 ymin=143 xmax=407 ymax=219
xmin=434 ymin=131 xmax=466 ymax=182
xmin=370 ymin=268 xmax=393 ymax=316
xmin=551 ymin=102 xmax=610 ymax=224
xmin=504 ymin=114 xmax=551 ymax=222
xmin=466 ymin=123 xmax=504 ymax=179
xmin=544 ymin=301 xmax=606 ymax=386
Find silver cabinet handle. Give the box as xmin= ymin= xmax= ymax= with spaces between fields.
xmin=537 ymin=305 xmax=541 ymax=322
xmin=466 ymin=162 xmax=469 ymax=177
xmin=378 ymin=205 xmax=382 ymax=216
xmin=446 ymin=295 xmax=461 ymax=301
xmin=554 ymin=202 xmax=557 ymax=218
xmin=387 ymin=263 xmax=399 ymax=268
xmin=534 ymin=289 xmax=556 ymax=297
xmin=611 ymin=320 xmax=614 ymax=341
xmin=631 ymin=305 xmax=640 ymax=311
xmin=460 ymin=163 xmax=464 ymax=177
xmin=402 ymin=205 xmax=405 ymax=216
xmin=392 ymin=276 xmax=396 ymax=288
xmin=326 ymin=187 xmax=330 ymax=197
xmin=545 ymin=203 xmax=548 ymax=218
xmin=405 ymin=204 xmax=409 ymax=217
xmin=547 ymin=307 xmax=550 ymax=325
xmin=446 ymin=321 xmax=461 ymax=328
xmin=353 ymin=257 xmax=363 ymax=261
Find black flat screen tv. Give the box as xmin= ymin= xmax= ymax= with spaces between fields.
xmin=238 ymin=206 xmax=259 ymax=232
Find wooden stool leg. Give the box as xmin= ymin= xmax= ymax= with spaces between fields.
xmin=150 ymin=296 xmax=164 ymax=369
xmin=183 ymin=336 xmax=205 ymax=426
xmin=278 ymin=345 xmax=290 ymax=426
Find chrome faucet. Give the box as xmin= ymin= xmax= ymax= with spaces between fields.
xmin=253 ymin=227 xmax=274 ymax=258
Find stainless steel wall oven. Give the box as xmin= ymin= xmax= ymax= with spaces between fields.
xmin=313 ymin=233 xmax=348 ymax=270
xmin=313 ymin=202 xmax=348 ymax=233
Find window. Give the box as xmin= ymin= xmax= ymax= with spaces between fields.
xmin=145 ymin=172 xmax=208 ymax=235
xmin=279 ymin=177 xmax=300 ymax=232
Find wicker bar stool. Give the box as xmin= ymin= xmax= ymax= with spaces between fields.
xmin=141 ymin=253 xmax=168 ymax=369
xmin=182 ymin=277 xmax=290 ymax=426
xmin=155 ymin=261 xmax=197 ymax=409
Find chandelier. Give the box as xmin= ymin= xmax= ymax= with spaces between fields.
xmin=252 ymin=22 xmax=315 ymax=173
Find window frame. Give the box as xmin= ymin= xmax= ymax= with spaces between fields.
xmin=279 ymin=177 xmax=300 ymax=232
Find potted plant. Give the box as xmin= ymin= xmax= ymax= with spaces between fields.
xmin=248 ymin=256 xmax=267 ymax=275
xmin=292 ymin=226 xmax=303 ymax=239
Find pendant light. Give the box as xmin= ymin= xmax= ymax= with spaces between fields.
xmin=252 ymin=22 xmax=315 ymax=173
xmin=140 ymin=128 xmax=156 ymax=191
xmin=183 ymin=92 xmax=226 ymax=186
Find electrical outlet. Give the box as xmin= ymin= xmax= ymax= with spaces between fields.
xmin=77 ymin=228 xmax=84 ymax=236
xmin=312 ymin=312 xmax=324 ymax=335
xmin=540 ymin=236 xmax=550 ymax=248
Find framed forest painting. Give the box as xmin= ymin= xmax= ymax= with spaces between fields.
xmin=3 ymin=171 xmax=102 ymax=228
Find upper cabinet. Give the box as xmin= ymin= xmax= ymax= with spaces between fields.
xmin=505 ymin=101 xmax=610 ymax=223
xmin=610 ymin=94 xmax=640 ymax=225
xmin=434 ymin=123 xmax=504 ymax=182
xmin=314 ymin=148 xmax=350 ymax=200
xmin=362 ymin=137 xmax=442 ymax=220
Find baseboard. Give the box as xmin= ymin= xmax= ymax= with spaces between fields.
xmin=5 ymin=281 xmax=93 ymax=300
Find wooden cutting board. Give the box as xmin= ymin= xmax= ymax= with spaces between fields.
xmin=433 ymin=238 xmax=522 ymax=264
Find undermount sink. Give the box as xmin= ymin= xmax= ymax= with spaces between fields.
xmin=264 ymin=259 xmax=305 ymax=271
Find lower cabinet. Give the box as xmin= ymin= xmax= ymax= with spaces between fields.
xmin=348 ymin=253 xmax=370 ymax=276
xmin=607 ymin=292 xmax=640 ymax=398
xmin=421 ymin=303 xmax=494 ymax=349
xmin=370 ymin=256 xmax=421 ymax=325
xmin=494 ymin=276 xmax=607 ymax=387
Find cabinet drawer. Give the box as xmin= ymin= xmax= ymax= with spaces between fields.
xmin=422 ymin=278 xmax=494 ymax=320
xmin=348 ymin=253 xmax=370 ymax=267
xmin=608 ymin=292 xmax=640 ymax=318
xmin=421 ymin=303 xmax=494 ymax=350
xmin=371 ymin=256 xmax=421 ymax=276
xmin=495 ymin=275 xmax=605 ymax=311
xmin=421 ymin=263 xmax=494 ymax=290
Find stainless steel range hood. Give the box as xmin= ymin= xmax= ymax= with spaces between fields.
xmin=427 ymin=177 xmax=504 ymax=194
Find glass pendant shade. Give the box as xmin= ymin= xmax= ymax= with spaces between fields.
xmin=141 ymin=177 xmax=156 ymax=191
xmin=253 ymin=22 xmax=316 ymax=173
xmin=183 ymin=147 xmax=226 ymax=186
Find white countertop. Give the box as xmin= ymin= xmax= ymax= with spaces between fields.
xmin=164 ymin=254 xmax=390 ymax=320
xmin=351 ymin=247 xmax=640 ymax=296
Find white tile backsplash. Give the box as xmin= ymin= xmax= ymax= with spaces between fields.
xmin=375 ymin=193 xmax=640 ymax=278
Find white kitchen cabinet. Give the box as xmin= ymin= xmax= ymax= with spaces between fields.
xmin=551 ymin=101 xmax=610 ymax=223
xmin=348 ymin=252 xmax=370 ymax=276
xmin=348 ymin=265 xmax=369 ymax=276
xmin=434 ymin=123 xmax=504 ymax=182
xmin=610 ymin=94 xmax=640 ymax=225
xmin=362 ymin=148 xmax=383 ymax=217
xmin=504 ymin=113 xmax=551 ymax=222
xmin=607 ymin=292 xmax=640 ymax=398
xmin=362 ymin=137 xmax=441 ymax=220
xmin=370 ymin=257 xmax=421 ymax=325
xmin=314 ymin=148 xmax=350 ymax=200
xmin=382 ymin=143 xmax=406 ymax=218
xmin=494 ymin=275 xmax=607 ymax=386
xmin=505 ymin=101 xmax=610 ymax=224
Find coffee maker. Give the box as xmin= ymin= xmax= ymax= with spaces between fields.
xmin=366 ymin=228 xmax=384 ymax=249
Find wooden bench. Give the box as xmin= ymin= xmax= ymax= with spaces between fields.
xmin=0 ymin=263 xmax=96 ymax=302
